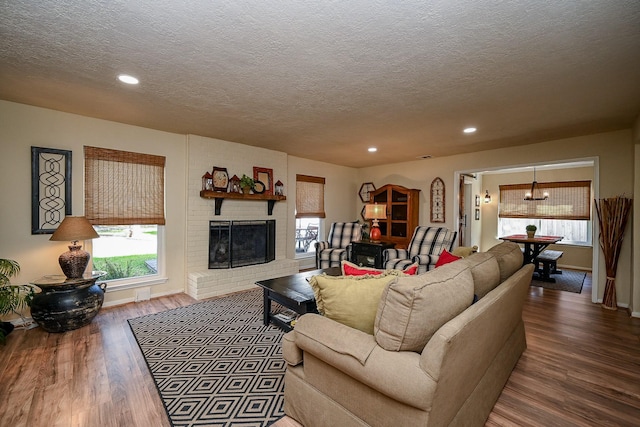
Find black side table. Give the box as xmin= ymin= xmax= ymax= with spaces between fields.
xmin=350 ymin=240 xmax=396 ymax=269
xmin=30 ymin=271 xmax=107 ymax=333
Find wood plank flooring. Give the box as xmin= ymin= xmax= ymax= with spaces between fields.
xmin=1 ymin=272 xmax=639 ymax=427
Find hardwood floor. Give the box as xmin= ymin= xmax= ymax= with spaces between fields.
xmin=1 ymin=273 xmax=639 ymax=427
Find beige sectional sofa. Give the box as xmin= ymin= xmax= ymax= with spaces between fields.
xmin=282 ymin=242 xmax=534 ymax=427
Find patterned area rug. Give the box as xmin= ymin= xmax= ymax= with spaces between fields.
xmin=530 ymin=270 xmax=586 ymax=293
xmin=128 ymin=288 xmax=285 ymax=427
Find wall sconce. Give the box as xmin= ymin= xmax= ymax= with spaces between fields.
xmin=484 ymin=190 xmax=491 ymax=204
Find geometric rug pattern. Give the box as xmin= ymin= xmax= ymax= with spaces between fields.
xmin=128 ymin=288 xmax=285 ymax=427
xmin=530 ymin=270 xmax=586 ymax=294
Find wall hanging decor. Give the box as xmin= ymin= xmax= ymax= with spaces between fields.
xmin=31 ymin=147 xmax=72 ymax=234
xmin=358 ymin=182 xmax=376 ymax=203
xmin=430 ymin=177 xmax=445 ymax=223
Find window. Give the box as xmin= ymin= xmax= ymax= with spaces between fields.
xmin=295 ymin=175 xmax=325 ymax=257
xmin=295 ymin=174 xmax=326 ymax=218
xmin=84 ymin=146 xmax=166 ymax=283
xmin=499 ymin=180 xmax=591 ymax=220
xmin=498 ymin=218 xmax=591 ymax=245
xmin=498 ymin=180 xmax=592 ymax=246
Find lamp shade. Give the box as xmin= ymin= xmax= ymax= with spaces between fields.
xmin=50 ymin=216 xmax=99 ymax=243
xmin=364 ymin=204 xmax=387 ymax=220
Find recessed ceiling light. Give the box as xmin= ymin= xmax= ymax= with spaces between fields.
xmin=368 ymin=147 xmax=377 ymax=153
xmin=463 ymin=127 xmax=477 ymax=134
xmin=118 ymin=74 xmax=139 ymax=85
xmin=418 ymin=155 xmax=432 ymax=159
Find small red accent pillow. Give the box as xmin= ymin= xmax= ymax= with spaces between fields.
xmin=341 ymin=260 xmax=419 ymax=276
xmin=435 ymin=249 xmax=462 ymax=268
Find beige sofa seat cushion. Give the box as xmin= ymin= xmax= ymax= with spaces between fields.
xmin=308 ymin=273 xmax=396 ymax=334
xmin=374 ymin=261 xmax=474 ymax=352
xmin=486 ymin=241 xmax=523 ymax=282
xmin=464 ymin=252 xmax=501 ymax=299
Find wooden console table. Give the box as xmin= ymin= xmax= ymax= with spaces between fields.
xmin=200 ymin=190 xmax=286 ymax=215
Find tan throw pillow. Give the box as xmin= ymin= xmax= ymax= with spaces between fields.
xmin=451 ymin=245 xmax=478 ymax=258
xmin=374 ymin=261 xmax=474 ymax=352
xmin=464 ymin=252 xmax=500 ymax=299
xmin=487 ymin=242 xmax=523 ymax=282
xmin=308 ymin=274 xmax=396 ymax=334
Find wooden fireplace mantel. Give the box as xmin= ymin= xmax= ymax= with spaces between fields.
xmin=200 ymin=190 xmax=286 ymax=215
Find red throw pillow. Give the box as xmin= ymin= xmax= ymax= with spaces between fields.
xmin=341 ymin=261 xmax=385 ymax=276
xmin=435 ymin=249 xmax=462 ymax=268
xmin=402 ymin=263 xmax=419 ymax=275
xmin=341 ymin=260 xmax=419 ymax=276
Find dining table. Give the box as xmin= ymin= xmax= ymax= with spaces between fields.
xmin=499 ymin=234 xmax=563 ymax=266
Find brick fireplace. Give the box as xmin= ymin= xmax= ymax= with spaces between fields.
xmin=186 ymin=135 xmax=298 ymax=300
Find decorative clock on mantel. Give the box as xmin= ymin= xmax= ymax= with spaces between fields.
xmin=430 ymin=177 xmax=445 ymax=223
xmin=212 ymin=167 xmax=229 ymax=192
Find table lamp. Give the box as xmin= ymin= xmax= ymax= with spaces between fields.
xmin=364 ymin=203 xmax=387 ymax=240
xmin=49 ymin=216 xmax=100 ymax=279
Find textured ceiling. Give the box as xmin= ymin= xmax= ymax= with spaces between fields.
xmin=1 ymin=0 xmax=639 ymax=168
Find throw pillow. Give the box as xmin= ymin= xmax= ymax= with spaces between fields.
xmin=451 ymin=245 xmax=478 ymax=258
xmin=340 ymin=260 xmax=418 ymax=276
xmin=308 ymin=273 xmax=397 ymax=334
xmin=435 ymin=249 xmax=461 ymax=268
xmin=374 ymin=261 xmax=474 ymax=352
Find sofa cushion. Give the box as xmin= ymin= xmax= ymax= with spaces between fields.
xmin=374 ymin=261 xmax=475 ymax=352
xmin=487 ymin=242 xmax=524 ymax=282
xmin=435 ymin=249 xmax=461 ymax=268
xmin=340 ymin=260 xmax=419 ymax=276
xmin=463 ymin=252 xmax=501 ymax=299
xmin=308 ymin=273 xmax=396 ymax=334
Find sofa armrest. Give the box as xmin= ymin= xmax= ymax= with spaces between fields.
xmin=294 ymin=314 xmax=377 ymax=364
xmin=315 ymin=241 xmax=330 ymax=251
xmin=282 ymin=330 xmax=303 ymax=366
xmin=413 ymin=254 xmax=438 ymax=272
xmin=293 ymin=314 xmax=436 ymax=410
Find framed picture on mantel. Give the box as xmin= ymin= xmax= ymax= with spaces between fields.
xmin=253 ymin=167 xmax=273 ymax=195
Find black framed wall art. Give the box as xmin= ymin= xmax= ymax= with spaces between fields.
xmin=31 ymin=146 xmax=72 ymax=234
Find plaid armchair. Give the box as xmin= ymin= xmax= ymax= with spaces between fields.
xmin=383 ymin=226 xmax=457 ymax=274
xmin=315 ymin=222 xmax=362 ymax=269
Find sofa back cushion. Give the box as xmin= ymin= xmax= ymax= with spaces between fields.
xmin=374 ymin=261 xmax=474 ymax=352
xmin=486 ymin=242 xmax=524 ymax=282
xmin=308 ymin=273 xmax=396 ymax=334
xmin=463 ymin=252 xmax=501 ymax=299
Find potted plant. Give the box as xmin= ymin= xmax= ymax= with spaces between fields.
xmin=0 ymin=258 xmax=36 ymax=344
xmin=239 ymin=174 xmax=254 ymax=194
xmin=525 ymin=224 xmax=537 ymax=238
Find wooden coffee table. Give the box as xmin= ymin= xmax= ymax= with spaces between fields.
xmin=255 ymin=267 xmax=340 ymax=331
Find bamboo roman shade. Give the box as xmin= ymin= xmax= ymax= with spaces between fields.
xmin=296 ymin=174 xmax=326 ymax=218
xmin=499 ymin=180 xmax=591 ymax=220
xmin=84 ymin=146 xmax=166 ymax=225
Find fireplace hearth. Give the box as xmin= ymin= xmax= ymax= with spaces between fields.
xmin=209 ymin=220 xmax=276 ymax=269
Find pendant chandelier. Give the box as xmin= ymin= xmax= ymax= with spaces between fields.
xmin=523 ymin=167 xmax=549 ymax=201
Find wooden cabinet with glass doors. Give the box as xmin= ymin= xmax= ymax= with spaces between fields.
xmin=370 ymin=184 xmax=420 ymax=249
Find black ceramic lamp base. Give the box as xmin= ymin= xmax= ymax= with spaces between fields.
xmin=59 ymin=244 xmax=90 ymax=279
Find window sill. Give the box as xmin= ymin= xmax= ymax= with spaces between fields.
xmin=103 ymin=275 xmax=168 ymax=292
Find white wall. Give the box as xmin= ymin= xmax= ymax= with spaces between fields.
xmin=0 ymin=100 xmax=187 ymax=305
